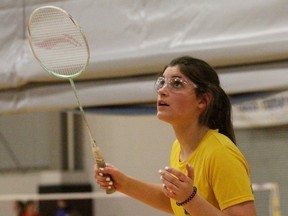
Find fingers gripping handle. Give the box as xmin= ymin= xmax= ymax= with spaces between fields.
xmin=92 ymin=145 xmax=116 ymax=194
xmin=96 ymin=160 xmax=116 ymax=194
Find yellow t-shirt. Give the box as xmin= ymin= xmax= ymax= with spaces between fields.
xmin=170 ymin=130 xmax=254 ymax=215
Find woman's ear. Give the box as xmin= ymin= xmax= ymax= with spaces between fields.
xmin=198 ymin=92 xmax=213 ymax=109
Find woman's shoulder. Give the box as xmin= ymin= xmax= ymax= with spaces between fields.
xmin=202 ymin=129 xmax=243 ymax=158
xmin=205 ymin=130 xmax=237 ymax=148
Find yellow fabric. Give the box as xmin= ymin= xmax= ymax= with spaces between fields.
xmin=170 ymin=130 xmax=254 ymax=215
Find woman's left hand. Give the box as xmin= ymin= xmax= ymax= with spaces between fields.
xmin=159 ymin=163 xmax=195 ymax=203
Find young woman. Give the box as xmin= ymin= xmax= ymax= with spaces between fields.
xmin=94 ymin=56 xmax=257 ymax=216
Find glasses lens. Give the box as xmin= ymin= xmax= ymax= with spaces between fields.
xmin=170 ymin=77 xmax=186 ymax=90
xmin=155 ymin=77 xmax=165 ymax=91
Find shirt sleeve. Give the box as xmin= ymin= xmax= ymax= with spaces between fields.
xmin=206 ymin=145 xmax=254 ymax=210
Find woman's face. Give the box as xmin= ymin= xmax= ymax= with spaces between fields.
xmin=156 ymin=66 xmax=202 ymax=126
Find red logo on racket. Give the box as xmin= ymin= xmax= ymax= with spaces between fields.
xmin=34 ymin=34 xmax=82 ymax=49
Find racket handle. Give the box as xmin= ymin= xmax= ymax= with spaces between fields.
xmin=92 ymin=145 xmax=116 ymax=194
xmin=96 ymin=160 xmax=116 ymax=194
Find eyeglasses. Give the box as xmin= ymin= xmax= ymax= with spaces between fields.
xmin=154 ymin=76 xmax=197 ymax=92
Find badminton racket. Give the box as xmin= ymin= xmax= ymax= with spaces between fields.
xmin=27 ymin=6 xmax=115 ymax=194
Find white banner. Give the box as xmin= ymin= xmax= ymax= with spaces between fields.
xmin=1 ymin=0 xmax=288 ymax=91
xmin=232 ymin=90 xmax=288 ymax=128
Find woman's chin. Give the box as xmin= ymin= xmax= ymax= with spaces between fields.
xmin=157 ymin=112 xmax=172 ymax=123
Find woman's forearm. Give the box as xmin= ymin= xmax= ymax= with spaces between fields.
xmin=182 ymin=193 xmax=256 ymax=216
xmin=119 ymin=175 xmax=173 ymax=214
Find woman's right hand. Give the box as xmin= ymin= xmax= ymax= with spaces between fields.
xmin=94 ymin=163 xmax=127 ymax=192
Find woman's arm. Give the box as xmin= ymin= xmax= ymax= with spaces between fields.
xmin=159 ymin=164 xmax=257 ymax=216
xmin=94 ymin=164 xmax=173 ymax=214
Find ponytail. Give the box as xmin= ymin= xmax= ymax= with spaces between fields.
xmin=198 ymin=84 xmax=236 ymax=144
xmin=215 ymin=87 xmax=236 ymax=144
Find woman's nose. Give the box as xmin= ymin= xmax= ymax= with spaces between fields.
xmin=157 ymin=83 xmax=169 ymax=95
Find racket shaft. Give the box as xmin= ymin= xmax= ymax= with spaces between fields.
xmin=69 ymin=79 xmax=116 ymax=194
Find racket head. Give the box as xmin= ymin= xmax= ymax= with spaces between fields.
xmin=27 ymin=6 xmax=90 ymax=79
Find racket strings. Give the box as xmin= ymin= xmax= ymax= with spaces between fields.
xmin=29 ymin=7 xmax=88 ymax=77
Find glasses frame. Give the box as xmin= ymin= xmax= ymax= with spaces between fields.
xmin=154 ymin=76 xmax=197 ymax=92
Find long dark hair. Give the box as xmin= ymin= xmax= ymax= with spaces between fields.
xmin=164 ymin=56 xmax=236 ymax=144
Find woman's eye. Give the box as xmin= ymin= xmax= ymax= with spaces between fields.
xmin=159 ymin=79 xmax=165 ymax=87
xmin=172 ymin=79 xmax=183 ymax=88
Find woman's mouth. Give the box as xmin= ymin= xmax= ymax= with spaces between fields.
xmin=158 ymin=100 xmax=169 ymax=106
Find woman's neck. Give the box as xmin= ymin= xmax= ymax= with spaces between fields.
xmin=173 ymin=124 xmax=209 ymax=161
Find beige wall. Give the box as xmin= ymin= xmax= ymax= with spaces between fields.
xmin=78 ymin=111 xmax=175 ymax=215
xmin=0 ymin=110 xmax=176 ymax=215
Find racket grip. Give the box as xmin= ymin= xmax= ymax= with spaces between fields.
xmin=92 ymin=145 xmax=116 ymax=194
xmin=96 ymin=160 xmax=116 ymax=194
